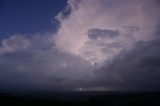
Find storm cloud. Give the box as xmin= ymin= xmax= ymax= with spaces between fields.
xmin=54 ymin=0 xmax=160 ymax=90
xmin=0 ymin=34 xmax=93 ymax=91
xmin=96 ymin=38 xmax=160 ymax=91
xmin=87 ymin=28 xmax=119 ymax=40
xmin=0 ymin=0 xmax=160 ymax=91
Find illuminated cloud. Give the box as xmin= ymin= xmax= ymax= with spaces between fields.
xmin=54 ymin=0 xmax=160 ymax=65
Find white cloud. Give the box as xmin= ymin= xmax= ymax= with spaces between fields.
xmin=54 ymin=0 xmax=160 ymax=65
xmin=0 ymin=35 xmax=30 ymax=55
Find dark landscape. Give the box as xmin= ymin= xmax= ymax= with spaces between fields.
xmin=0 ymin=91 xmax=160 ymax=106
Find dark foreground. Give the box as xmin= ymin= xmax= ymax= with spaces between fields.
xmin=0 ymin=91 xmax=160 ymax=106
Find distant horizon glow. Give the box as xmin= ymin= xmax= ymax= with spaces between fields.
xmin=74 ymin=87 xmax=116 ymax=92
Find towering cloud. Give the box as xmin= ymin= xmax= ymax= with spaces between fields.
xmin=54 ymin=0 xmax=160 ymax=90
xmin=54 ymin=0 xmax=160 ymax=65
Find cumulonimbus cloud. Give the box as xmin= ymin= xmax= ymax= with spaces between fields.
xmin=54 ymin=0 xmax=160 ymax=65
xmin=0 ymin=0 xmax=160 ymax=91
xmin=53 ymin=0 xmax=160 ymax=90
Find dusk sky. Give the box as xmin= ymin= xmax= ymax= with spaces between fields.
xmin=0 ymin=0 xmax=160 ymax=91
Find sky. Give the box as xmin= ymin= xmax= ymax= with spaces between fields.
xmin=0 ymin=0 xmax=66 ymax=37
xmin=0 ymin=0 xmax=160 ymax=91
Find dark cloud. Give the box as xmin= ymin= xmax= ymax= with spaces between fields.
xmin=0 ymin=51 xmax=93 ymax=90
xmin=87 ymin=28 xmax=119 ymax=40
xmin=0 ymin=34 xmax=93 ymax=91
xmin=96 ymin=38 xmax=160 ymax=91
xmin=123 ymin=26 xmax=140 ymax=33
